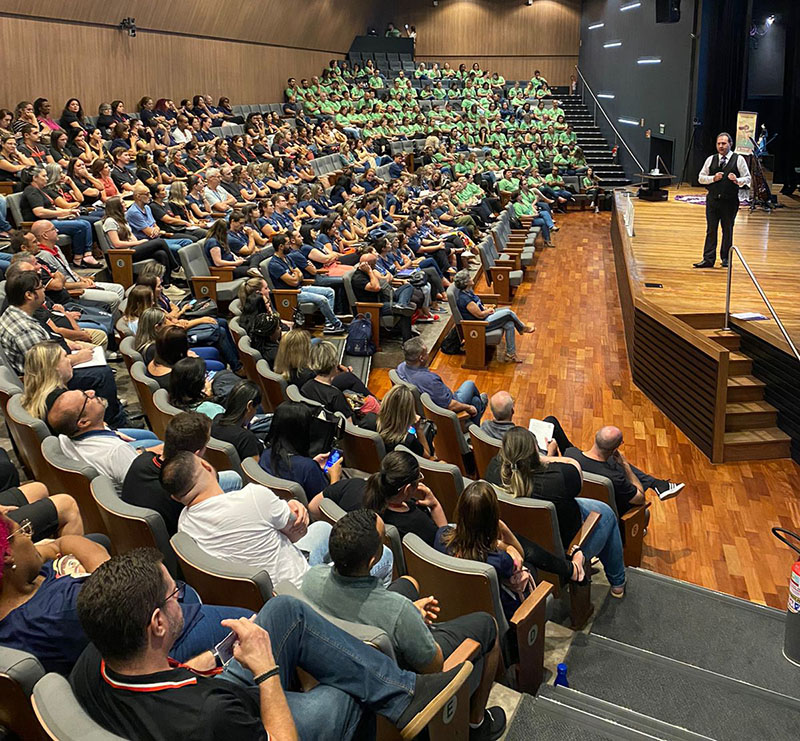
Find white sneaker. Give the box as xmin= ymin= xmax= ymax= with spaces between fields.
xmin=656 ymin=482 xmax=685 ymax=501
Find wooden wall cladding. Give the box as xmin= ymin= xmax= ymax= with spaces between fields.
xmin=737 ymin=324 xmax=800 ymax=464
xmin=0 ymin=16 xmax=339 ymax=111
xmin=369 ymin=0 xmax=580 ymax=84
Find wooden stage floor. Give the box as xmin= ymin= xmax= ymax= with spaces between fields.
xmin=371 ymin=205 xmax=800 ymax=610
xmin=626 ymin=186 xmax=800 ymax=346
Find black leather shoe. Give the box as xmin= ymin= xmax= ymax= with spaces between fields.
xmin=693 ymin=261 xmax=714 ymax=268
xmin=721 ymin=259 xmax=729 ymax=268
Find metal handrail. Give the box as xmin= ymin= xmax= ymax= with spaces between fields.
xmin=724 ymin=245 xmax=800 ymax=363
xmin=574 ymin=65 xmax=644 ymax=173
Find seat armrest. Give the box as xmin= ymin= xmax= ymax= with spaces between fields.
xmin=209 ymin=265 xmax=235 ymax=281
xmin=620 ymin=503 xmax=650 ymax=567
xmin=189 ymin=275 xmax=219 ymax=301
xmin=510 ymin=581 xmax=552 ymax=694
xmin=442 ymin=638 xmax=480 ymax=671
xmin=569 ymin=511 xmax=601 ymax=551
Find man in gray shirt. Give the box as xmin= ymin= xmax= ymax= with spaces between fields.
xmin=302 ymin=509 xmax=506 ymax=741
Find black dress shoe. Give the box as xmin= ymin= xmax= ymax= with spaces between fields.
xmin=721 ymin=259 xmax=729 ymax=268
xmin=693 ymin=261 xmax=715 ymax=268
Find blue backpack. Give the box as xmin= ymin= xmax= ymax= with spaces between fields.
xmin=345 ymin=313 xmax=376 ymax=356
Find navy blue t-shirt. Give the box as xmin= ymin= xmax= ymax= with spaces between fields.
xmin=267 ymin=254 xmax=293 ymax=286
xmin=259 ymin=448 xmax=329 ymax=501
xmin=389 ymin=162 xmax=404 ymax=179
xmin=456 ymin=289 xmax=483 ymax=320
xmin=227 ymin=228 xmax=249 ymax=255
xmin=205 ymin=237 xmax=236 ymax=265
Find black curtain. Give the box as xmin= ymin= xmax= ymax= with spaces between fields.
xmin=777 ymin=2 xmax=800 ymax=189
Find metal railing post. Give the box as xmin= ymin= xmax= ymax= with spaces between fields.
xmin=724 ymin=253 xmax=733 ymax=331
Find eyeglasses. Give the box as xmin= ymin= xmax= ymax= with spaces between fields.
xmin=70 ymin=390 xmax=92 ymax=435
xmin=159 ymin=580 xmax=186 ymax=606
xmin=8 ymin=519 xmax=33 ymax=540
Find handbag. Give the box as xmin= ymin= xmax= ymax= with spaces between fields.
xmin=407 ymin=269 xmax=428 ymax=288
xmin=187 ymin=322 xmax=221 ymax=345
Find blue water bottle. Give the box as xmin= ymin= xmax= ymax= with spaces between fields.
xmin=554 ymin=662 xmax=569 ymax=687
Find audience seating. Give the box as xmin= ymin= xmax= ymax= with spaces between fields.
xmin=241 ymin=456 xmax=308 ymax=505
xmin=202 ymin=436 xmax=244 ymax=478
xmin=40 ymin=436 xmax=106 ymax=536
xmin=91 ymin=475 xmax=178 ymax=575
xmin=94 ymin=221 xmax=145 ymax=289
xmin=4 ymin=394 xmax=62 ymax=494
xmin=467 ymin=424 xmax=502 ymax=479
xmin=5 ymin=193 xmax=70 ymax=252
xmin=255 ymin=358 xmax=288 ymax=412
xmin=237 ymin=335 xmax=263 ymax=383
xmin=476 ymin=238 xmax=522 ymax=305
xmin=32 ymin=673 xmax=126 ymax=741
xmin=420 ymin=392 xmax=473 ymax=475
xmin=396 ymin=445 xmax=468 ymax=521
xmin=129 ymin=361 xmax=166 ymax=438
xmin=150 ymin=388 xmax=183 ymax=435
xmin=581 ymin=472 xmax=650 ymax=568
xmin=178 ymin=241 xmax=244 ymax=307
xmin=445 ymin=284 xmax=503 ymax=370
xmin=342 ymin=268 xmax=396 ymax=351
xmin=388 ymin=368 xmax=425 ymax=417
xmin=170 ymin=532 xmax=273 ymax=612
xmin=341 ymin=420 xmax=385 ymax=474
xmin=118 ymin=336 xmax=143 ymax=372
xmin=261 ymin=256 xmax=318 ymax=323
xmin=402 ymin=532 xmax=553 ymax=694
xmin=0 ymin=646 xmax=47 ymax=741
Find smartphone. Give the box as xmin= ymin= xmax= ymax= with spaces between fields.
xmin=205 ymin=370 xmax=217 ymax=382
xmin=323 ymin=449 xmax=342 ymax=472
xmin=644 ymin=282 xmax=663 ymax=288
xmin=213 ymin=631 xmax=237 ymax=666
xmin=408 ymin=425 xmax=416 ymax=436
xmin=187 ymin=298 xmax=198 ymax=306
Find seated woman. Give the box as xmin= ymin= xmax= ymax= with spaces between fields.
xmin=300 ymin=341 xmax=379 ymax=431
xmin=259 ymin=401 xmax=342 ymax=502
xmin=362 ymin=450 xmax=447 ymax=547
xmin=582 ymin=167 xmax=604 ymax=214
xmin=121 ymin=284 xmax=156 ymax=335
xmin=102 ymin=196 xmax=178 ymax=283
xmin=436 ymin=481 xmax=586 ymax=621
xmin=146 ymin=324 xmax=225 ymax=388
xmin=210 ymin=379 xmax=265 ymax=462
xmin=453 ymin=269 xmax=534 ymax=364
xmin=204 ymin=218 xmax=249 ymax=279
xmin=134 ymin=306 xmax=222 ymax=370
xmin=136 ymin=267 xmax=241 ymax=372
xmin=168 ymin=356 xmax=226 ymax=420
xmin=377 ymin=384 xmax=434 ymax=458
xmin=241 ymin=300 xmax=282 ymax=367
xmin=486 ymin=426 xmax=626 ymax=598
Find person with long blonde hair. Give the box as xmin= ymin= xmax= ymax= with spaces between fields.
xmin=377 ymin=384 xmax=433 ymax=458
xmin=133 ymin=306 xmax=168 ymax=360
xmin=20 ymin=341 xmax=72 ymax=420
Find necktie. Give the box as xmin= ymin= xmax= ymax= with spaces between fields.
xmin=720 ymin=156 xmax=727 ymax=168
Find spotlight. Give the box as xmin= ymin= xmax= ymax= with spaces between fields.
xmin=119 ymin=17 xmax=136 ymax=37
xmin=766 ymin=14 xmax=775 ymax=26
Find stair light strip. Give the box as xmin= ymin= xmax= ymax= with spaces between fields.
xmin=618 ymin=117 xmax=639 ymax=125
xmin=588 ymin=22 xmax=605 ymax=29
xmin=603 ymin=41 xmax=623 ymax=48
xmin=620 ymin=2 xmax=642 ymax=10
xmin=637 ymin=57 xmax=662 ymax=64
xmin=597 ymin=93 xmax=615 ymax=99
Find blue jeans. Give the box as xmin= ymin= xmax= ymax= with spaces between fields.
xmin=295 ymin=521 xmax=333 ymax=566
xmin=0 ymin=196 xmax=11 ymax=232
xmin=299 ymin=285 xmax=337 ymax=325
xmin=453 ymin=380 xmax=486 ymax=424
xmin=120 ymin=428 xmax=161 ymax=450
xmin=575 ymin=498 xmax=626 ymax=588
xmin=52 ymin=219 xmax=93 ymax=256
xmin=215 ymin=317 xmax=242 ymax=370
xmin=166 ymin=237 xmax=194 ymax=253
xmin=485 ymin=308 xmax=525 ymax=355
xmin=0 ymin=253 xmax=12 ymax=269
xmin=219 ymin=470 xmax=243 ymax=492
xmin=220 ymin=595 xmax=416 ymax=740
xmin=531 ymin=216 xmax=550 ymax=242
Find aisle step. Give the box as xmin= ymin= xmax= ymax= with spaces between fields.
xmin=726 ymin=374 xmax=765 ymax=402
xmin=723 ymin=427 xmax=792 ymax=461
xmin=725 ymin=400 xmax=779 ymax=431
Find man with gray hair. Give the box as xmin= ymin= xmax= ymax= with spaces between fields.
xmin=565 ymin=426 xmax=684 ymax=515
xmin=203 ymin=168 xmax=236 ymax=215
xmin=396 ymin=336 xmax=488 ymax=424
xmin=481 ymin=390 xmax=573 ymax=452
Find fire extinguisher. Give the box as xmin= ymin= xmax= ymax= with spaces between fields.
xmin=772 ymin=528 xmax=800 ymax=666
xmin=611 ymin=145 xmax=618 ymax=164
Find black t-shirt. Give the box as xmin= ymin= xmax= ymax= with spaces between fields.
xmin=383 ymin=501 xmax=440 ymax=546
xmin=69 ymin=644 xmax=267 ymax=741
xmin=485 ymin=456 xmax=582 ymax=548
xmin=21 ymin=185 xmax=57 ymax=221
xmin=150 ymin=201 xmax=176 ymax=230
xmin=564 ymin=448 xmax=637 ymax=516
xmin=111 ymin=166 xmax=136 ymax=190
xmin=121 ymin=454 xmax=184 ymax=536
xmin=384 ymin=432 xmax=424 ymax=457
xmin=323 ymin=478 xmax=368 ymax=512
xmin=210 ymin=418 xmax=264 ymax=460
xmin=350 ymin=268 xmax=381 ymax=304
xmin=300 ymin=378 xmax=352 ymax=419
xmin=288 ymin=368 xmax=315 ymax=388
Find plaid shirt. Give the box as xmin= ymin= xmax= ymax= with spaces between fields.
xmin=0 ymin=306 xmax=53 ymax=375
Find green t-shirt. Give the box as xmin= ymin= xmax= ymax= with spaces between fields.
xmin=497 ymin=177 xmax=521 ymax=193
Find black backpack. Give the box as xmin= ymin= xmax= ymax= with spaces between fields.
xmin=440 ymin=327 xmax=464 ymax=355
xmin=345 ymin=314 xmax=376 ymax=356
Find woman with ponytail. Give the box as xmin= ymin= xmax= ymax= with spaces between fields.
xmin=485 ymin=426 xmax=627 ymax=598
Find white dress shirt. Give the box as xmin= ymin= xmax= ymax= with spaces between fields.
xmin=698 ymin=152 xmax=751 ymax=188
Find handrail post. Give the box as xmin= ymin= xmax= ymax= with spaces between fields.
xmin=724 ymin=249 xmax=733 ymax=331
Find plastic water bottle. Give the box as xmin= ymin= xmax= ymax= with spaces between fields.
xmin=554 ymin=663 xmax=569 ymax=687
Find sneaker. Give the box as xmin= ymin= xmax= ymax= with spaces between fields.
xmin=247 ymin=267 xmax=262 ymax=278
xmin=105 ymin=351 xmax=122 ymax=362
xmin=610 ymin=584 xmax=626 ymax=599
xmin=396 ymin=663 xmax=473 ymax=740
xmin=323 ymin=322 xmax=346 ymax=335
xmin=416 ymin=314 xmax=436 ymax=323
xmin=469 ymin=706 xmax=507 ymax=741
xmin=656 ymin=481 xmax=685 ymax=501
xmin=391 ymin=303 xmax=416 ymax=317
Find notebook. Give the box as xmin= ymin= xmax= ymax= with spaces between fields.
xmin=527 ymin=418 xmax=555 ymax=454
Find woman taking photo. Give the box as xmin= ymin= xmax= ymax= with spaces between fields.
xmin=487 ymin=426 xmax=626 ymax=598
xmin=436 ymin=481 xmax=586 ymax=620
xmin=377 ymin=384 xmax=433 ymax=458
xmin=210 ymin=379 xmax=265 ymax=461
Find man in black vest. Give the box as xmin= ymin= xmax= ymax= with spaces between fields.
xmin=694 ymin=132 xmax=751 ymax=268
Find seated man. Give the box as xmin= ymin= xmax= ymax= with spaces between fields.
xmin=109 ymin=147 xmax=137 ymax=195
xmin=396 ymin=336 xmax=488 ymax=425
xmin=0 ymin=480 xmax=83 ymax=541
xmin=127 ymin=184 xmax=192 ymax=254
xmin=481 ymin=390 xmax=573 ymax=454
xmin=70 ymin=547 xmax=472 ymax=741
xmin=48 ymin=390 xmax=161 ymax=492
xmin=162 ymin=451 xmax=334 ymax=589
xmin=121 ymin=412 xmax=242 ymax=536
xmin=267 ymin=233 xmax=345 ymax=334
xmin=0 ymin=271 xmax=127 ymax=426
xmin=564 ymin=426 xmax=684 ymax=516
xmin=351 ymin=248 xmax=416 ymax=343
xmin=31 ymin=219 xmax=124 ymax=312
xmin=203 ymin=167 xmax=237 ymax=216
xmin=303 ymin=509 xmax=506 ymax=741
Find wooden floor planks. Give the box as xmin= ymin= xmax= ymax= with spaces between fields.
xmin=370 ymin=202 xmax=800 ymax=609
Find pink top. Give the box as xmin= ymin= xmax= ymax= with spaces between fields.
xmin=37 ymin=116 xmax=60 ymax=131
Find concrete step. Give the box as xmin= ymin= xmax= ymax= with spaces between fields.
xmin=723 ymin=427 xmax=792 ymax=461
xmin=725 ymin=401 xmax=779 ymax=432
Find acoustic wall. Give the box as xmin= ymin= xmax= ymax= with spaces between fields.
xmin=0 ymin=0 xmax=376 ymax=109
xmin=367 ymin=0 xmax=581 ymax=85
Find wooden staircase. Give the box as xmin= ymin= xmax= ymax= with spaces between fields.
xmin=701 ymin=329 xmax=791 ymax=462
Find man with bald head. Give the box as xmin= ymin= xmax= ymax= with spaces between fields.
xmin=565 ymin=426 xmax=684 ymax=516
xmin=481 ymin=391 xmax=573 ymax=453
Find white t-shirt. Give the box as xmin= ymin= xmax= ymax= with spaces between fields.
xmin=58 ymin=432 xmax=138 ymax=493
xmin=178 ymin=483 xmax=309 ymax=588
